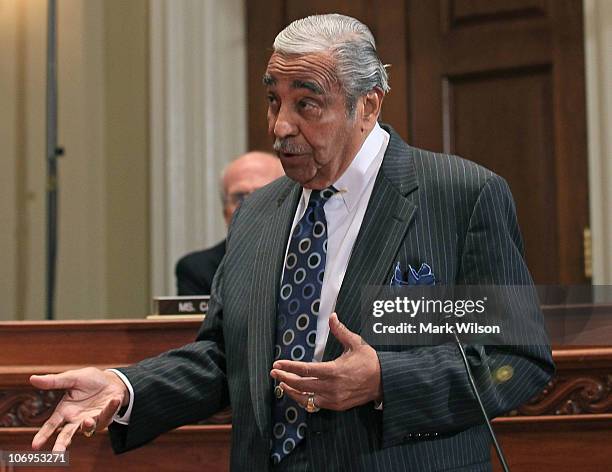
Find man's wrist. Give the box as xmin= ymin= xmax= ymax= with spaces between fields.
xmin=105 ymin=369 xmax=135 ymax=425
xmin=104 ymin=370 xmax=129 ymax=407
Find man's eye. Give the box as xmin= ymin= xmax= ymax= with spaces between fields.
xmin=267 ymin=95 xmax=277 ymax=104
xmin=298 ymin=100 xmax=317 ymax=111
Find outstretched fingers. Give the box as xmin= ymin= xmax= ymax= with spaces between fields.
xmin=33 ymin=397 xmax=121 ymax=452
xmin=52 ymin=422 xmax=80 ymax=452
xmin=96 ymin=397 xmax=122 ymax=431
xmin=32 ymin=411 xmax=65 ymax=450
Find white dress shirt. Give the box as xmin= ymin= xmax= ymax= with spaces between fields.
xmin=111 ymin=122 xmax=389 ymax=423
xmin=283 ymin=123 xmax=389 ymax=361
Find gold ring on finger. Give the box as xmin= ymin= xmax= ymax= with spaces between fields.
xmin=306 ymin=394 xmax=320 ymax=413
xmin=83 ymin=422 xmax=97 ymax=438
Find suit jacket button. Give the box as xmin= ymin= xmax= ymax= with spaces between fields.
xmin=274 ymin=385 xmax=284 ymax=399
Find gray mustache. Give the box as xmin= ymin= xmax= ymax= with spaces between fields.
xmin=273 ymin=139 xmax=310 ymax=154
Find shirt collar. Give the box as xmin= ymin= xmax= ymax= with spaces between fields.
xmin=300 ymin=122 xmax=388 ymax=212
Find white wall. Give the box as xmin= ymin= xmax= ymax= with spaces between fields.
xmin=149 ymin=0 xmax=247 ymax=297
xmin=0 ymin=0 xmax=247 ymax=320
xmin=584 ymin=0 xmax=612 ymax=284
xmin=56 ymin=0 xmax=108 ymax=318
xmin=0 ymin=0 xmax=22 ymax=320
xmin=0 ymin=0 xmax=149 ymax=320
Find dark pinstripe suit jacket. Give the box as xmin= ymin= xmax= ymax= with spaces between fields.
xmin=109 ymin=125 xmax=554 ymax=471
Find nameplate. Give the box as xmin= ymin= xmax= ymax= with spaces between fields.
xmin=152 ymin=296 xmax=210 ymax=316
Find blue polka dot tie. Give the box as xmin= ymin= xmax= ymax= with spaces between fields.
xmin=271 ymin=187 xmax=336 ymax=465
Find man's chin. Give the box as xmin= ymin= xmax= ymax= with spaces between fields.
xmin=281 ymin=159 xmax=313 ymax=182
xmin=286 ymin=171 xmax=333 ymax=190
xmin=280 ymin=157 xmax=334 ymax=189
xmin=285 ymin=171 xmax=315 ymax=186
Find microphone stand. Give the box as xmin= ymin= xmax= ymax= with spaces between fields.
xmin=453 ymin=332 xmax=510 ymax=472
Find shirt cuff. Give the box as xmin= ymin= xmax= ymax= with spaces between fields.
xmin=106 ymin=369 xmax=135 ymax=425
xmin=374 ymin=400 xmax=383 ymax=410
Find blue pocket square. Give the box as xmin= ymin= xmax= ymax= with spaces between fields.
xmin=390 ymin=261 xmax=435 ymax=286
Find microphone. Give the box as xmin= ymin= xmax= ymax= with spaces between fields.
xmin=453 ymin=332 xmax=510 ymax=472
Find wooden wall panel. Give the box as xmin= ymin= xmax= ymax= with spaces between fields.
xmin=371 ymin=0 xmax=410 ymax=136
xmin=0 ymin=320 xmax=201 ymax=367
xmin=285 ymin=0 xmax=372 ymax=23
xmin=447 ymin=0 xmax=548 ymax=28
xmin=245 ymin=0 xmax=285 ymax=153
xmin=408 ymin=0 xmax=589 ymax=284
xmin=246 ymin=1 xmax=590 ymax=284
xmin=445 ymin=69 xmax=558 ymax=282
xmin=2 ymin=320 xmax=612 ymax=471
xmin=549 ymin=0 xmax=590 ymax=286
xmin=493 ymin=416 xmax=612 ymax=471
xmin=0 ymin=426 xmax=230 ymax=472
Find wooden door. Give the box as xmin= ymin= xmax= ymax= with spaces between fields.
xmin=246 ymin=0 xmax=590 ymax=284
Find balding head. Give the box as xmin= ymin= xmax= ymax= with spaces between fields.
xmin=222 ymin=151 xmax=284 ymax=225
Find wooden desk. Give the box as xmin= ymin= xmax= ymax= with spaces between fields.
xmin=0 ymin=426 xmax=231 ymax=472
xmin=1 ymin=318 xmax=611 ymax=471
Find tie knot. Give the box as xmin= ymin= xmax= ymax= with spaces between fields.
xmin=308 ymin=186 xmax=336 ymax=207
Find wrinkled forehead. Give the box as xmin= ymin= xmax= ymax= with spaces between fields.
xmin=263 ymin=52 xmax=341 ymax=95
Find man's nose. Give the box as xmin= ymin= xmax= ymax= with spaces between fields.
xmin=273 ymin=106 xmax=298 ymax=139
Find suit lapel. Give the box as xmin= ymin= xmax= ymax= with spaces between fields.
xmin=247 ymin=127 xmax=419 ymax=429
xmin=248 ymin=178 xmax=301 ymax=438
xmin=323 ymin=126 xmax=419 ymax=361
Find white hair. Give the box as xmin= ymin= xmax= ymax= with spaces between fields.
xmin=273 ymin=14 xmax=390 ymax=114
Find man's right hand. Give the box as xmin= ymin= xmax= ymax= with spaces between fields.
xmin=30 ymin=367 xmax=128 ymax=452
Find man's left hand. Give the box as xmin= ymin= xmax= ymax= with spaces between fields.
xmin=270 ymin=313 xmax=382 ymax=411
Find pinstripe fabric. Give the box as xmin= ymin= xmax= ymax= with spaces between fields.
xmin=108 ymin=125 xmax=554 ymax=471
xmin=273 ymin=440 xmax=311 ymax=472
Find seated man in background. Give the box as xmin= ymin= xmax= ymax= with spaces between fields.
xmin=175 ymin=151 xmax=284 ymax=295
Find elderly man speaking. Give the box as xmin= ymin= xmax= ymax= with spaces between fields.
xmin=31 ymin=14 xmax=553 ymax=471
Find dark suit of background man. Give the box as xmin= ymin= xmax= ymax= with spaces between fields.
xmin=31 ymin=13 xmax=554 ymax=472
xmin=175 ymin=151 xmax=284 ymax=295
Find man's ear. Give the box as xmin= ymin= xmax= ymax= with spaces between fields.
xmin=362 ymin=87 xmax=384 ymax=125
